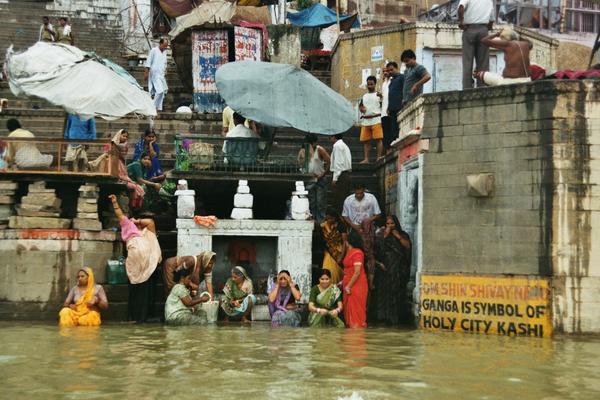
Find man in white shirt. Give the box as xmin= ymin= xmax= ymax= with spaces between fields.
xmin=359 ymin=75 xmax=384 ymax=164
xmin=458 ymin=0 xmax=495 ymax=89
xmin=329 ymin=133 xmax=352 ymax=213
xmin=224 ymin=112 xmax=260 ymax=161
xmin=342 ymin=183 xmax=381 ymax=288
xmin=144 ymin=38 xmax=169 ymax=112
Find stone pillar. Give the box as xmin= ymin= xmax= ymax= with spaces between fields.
xmin=278 ymin=235 xmax=313 ymax=302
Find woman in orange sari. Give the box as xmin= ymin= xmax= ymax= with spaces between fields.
xmin=59 ymin=267 xmax=108 ymax=327
xmin=342 ymin=230 xmax=368 ymax=328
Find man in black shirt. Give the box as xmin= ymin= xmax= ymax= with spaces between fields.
xmin=384 ymin=61 xmax=404 ymax=149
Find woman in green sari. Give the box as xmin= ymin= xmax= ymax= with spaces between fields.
xmin=308 ymin=269 xmax=345 ymax=328
xmin=221 ymin=266 xmax=256 ymax=323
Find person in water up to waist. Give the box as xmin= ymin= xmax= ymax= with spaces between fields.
xmin=164 ymin=266 xmax=211 ymax=325
xmin=268 ymin=270 xmax=302 ymax=328
xmin=221 ymin=266 xmax=256 ymax=324
xmin=59 ymin=267 xmax=108 ymax=327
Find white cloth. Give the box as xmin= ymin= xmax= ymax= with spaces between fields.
xmin=360 ymin=92 xmax=382 ymax=126
xmin=7 ymin=128 xmax=53 ymax=169
xmin=330 ymin=139 xmax=352 ymax=182
xmin=224 ymin=124 xmax=258 ymax=153
xmin=481 ymin=72 xmax=531 ymax=86
xmin=226 ymin=124 xmax=257 ymax=138
xmin=6 ymin=42 xmax=156 ymax=120
xmin=342 ymin=192 xmax=381 ymax=225
xmin=145 ymin=46 xmax=168 ymax=96
xmin=459 ymin=0 xmax=495 ymax=24
xmin=308 ymin=145 xmax=326 ymax=177
xmin=63 ymin=24 xmax=71 ymax=36
xmin=381 ymin=78 xmax=390 ymax=117
xmin=154 ymin=90 xmax=165 ymax=111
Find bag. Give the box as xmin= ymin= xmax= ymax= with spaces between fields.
xmin=188 ymin=142 xmax=214 ymax=170
xmin=198 ymin=291 xmax=219 ymax=323
xmin=106 ymin=258 xmax=128 ymax=284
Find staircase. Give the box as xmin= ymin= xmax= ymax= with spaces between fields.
xmin=0 ymin=0 xmax=125 ymax=63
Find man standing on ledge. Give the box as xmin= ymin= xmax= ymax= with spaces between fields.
xmin=401 ymin=50 xmax=431 ymax=105
xmin=145 ymin=38 xmax=169 ymax=112
xmin=458 ymin=0 xmax=495 ymax=89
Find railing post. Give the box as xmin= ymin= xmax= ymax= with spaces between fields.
xmin=57 ymin=143 xmax=62 ymax=173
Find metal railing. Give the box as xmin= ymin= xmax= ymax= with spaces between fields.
xmin=0 ymin=137 xmax=115 ymax=176
xmin=174 ymin=134 xmax=310 ymax=175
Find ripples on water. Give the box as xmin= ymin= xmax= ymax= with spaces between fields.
xmin=1 ymin=322 xmax=600 ymax=399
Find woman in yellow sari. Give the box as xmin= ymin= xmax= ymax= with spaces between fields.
xmin=59 ymin=268 xmax=109 ymax=327
xmin=320 ymin=208 xmax=345 ymax=284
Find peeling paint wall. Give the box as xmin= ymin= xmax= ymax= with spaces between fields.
xmin=267 ymin=25 xmax=302 ymax=67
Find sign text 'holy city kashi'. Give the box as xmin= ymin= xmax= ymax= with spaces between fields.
xmin=419 ymin=274 xmax=552 ymax=338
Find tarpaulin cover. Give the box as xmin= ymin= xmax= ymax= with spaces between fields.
xmin=215 ymin=61 xmax=354 ymax=134
xmin=6 ymin=42 xmax=156 ymax=120
xmin=287 ymin=3 xmax=360 ymax=29
xmin=159 ymin=0 xmax=196 ymax=18
xmin=169 ymin=1 xmax=271 ymax=39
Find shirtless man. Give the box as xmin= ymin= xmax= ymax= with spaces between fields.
xmin=476 ymin=27 xmax=532 ymax=86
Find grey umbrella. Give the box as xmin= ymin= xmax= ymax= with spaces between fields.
xmin=215 ymin=61 xmax=355 ymax=134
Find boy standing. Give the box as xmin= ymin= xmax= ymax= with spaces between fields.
xmin=359 ymin=76 xmax=383 ymax=164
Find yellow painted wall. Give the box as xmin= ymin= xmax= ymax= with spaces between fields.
xmin=331 ymin=24 xmax=417 ymax=101
xmin=420 ymin=274 xmax=553 ymax=338
xmin=332 ymin=23 xmax=559 ymax=101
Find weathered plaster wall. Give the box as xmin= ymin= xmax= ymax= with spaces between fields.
xmin=331 ymin=23 xmax=559 ymax=102
xmin=267 ymin=25 xmax=302 ymax=67
xmin=408 ymin=80 xmax=600 ymax=333
xmin=0 ymin=230 xmax=121 ymax=320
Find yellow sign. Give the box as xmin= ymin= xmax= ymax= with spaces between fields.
xmin=419 ymin=274 xmax=552 ymax=338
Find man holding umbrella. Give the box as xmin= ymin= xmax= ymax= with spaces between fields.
xmin=144 ymin=38 xmax=169 ymax=112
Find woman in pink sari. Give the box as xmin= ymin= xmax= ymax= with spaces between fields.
xmin=342 ymin=230 xmax=368 ymax=328
xmin=109 ymin=130 xmax=145 ymax=210
xmin=108 ymin=194 xmax=162 ymax=322
xmin=91 ymin=130 xmax=145 ymax=210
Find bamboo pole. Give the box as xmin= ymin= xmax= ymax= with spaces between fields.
xmin=336 ymin=0 xmax=341 ymax=32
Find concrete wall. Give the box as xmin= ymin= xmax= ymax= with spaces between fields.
xmin=331 ymin=23 xmax=559 ymax=102
xmin=0 ymin=230 xmax=121 ymax=320
xmin=407 ymin=80 xmax=600 ymax=333
xmin=267 ymin=25 xmax=302 ymax=67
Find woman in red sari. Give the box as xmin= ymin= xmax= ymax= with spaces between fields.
xmin=342 ymin=230 xmax=368 ymax=328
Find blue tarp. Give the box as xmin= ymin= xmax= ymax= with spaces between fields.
xmin=287 ymin=3 xmax=360 ymax=29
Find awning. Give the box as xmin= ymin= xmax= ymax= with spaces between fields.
xmin=286 ymin=3 xmax=360 ymax=29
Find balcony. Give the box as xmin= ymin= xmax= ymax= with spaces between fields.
xmin=172 ymin=134 xmax=312 ymax=182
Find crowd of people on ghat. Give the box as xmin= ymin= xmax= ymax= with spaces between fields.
xmin=57 ymin=178 xmax=412 ymax=329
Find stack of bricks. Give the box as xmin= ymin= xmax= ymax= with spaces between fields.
xmin=0 ymin=181 xmax=18 ymax=229
xmin=10 ymin=181 xmax=71 ymax=229
xmin=73 ymin=183 xmax=102 ymax=231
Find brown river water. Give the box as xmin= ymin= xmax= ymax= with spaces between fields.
xmin=1 ymin=322 xmax=600 ymax=399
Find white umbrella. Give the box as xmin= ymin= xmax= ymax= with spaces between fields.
xmin=6 ymin=42 xmax=156 ymax=120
